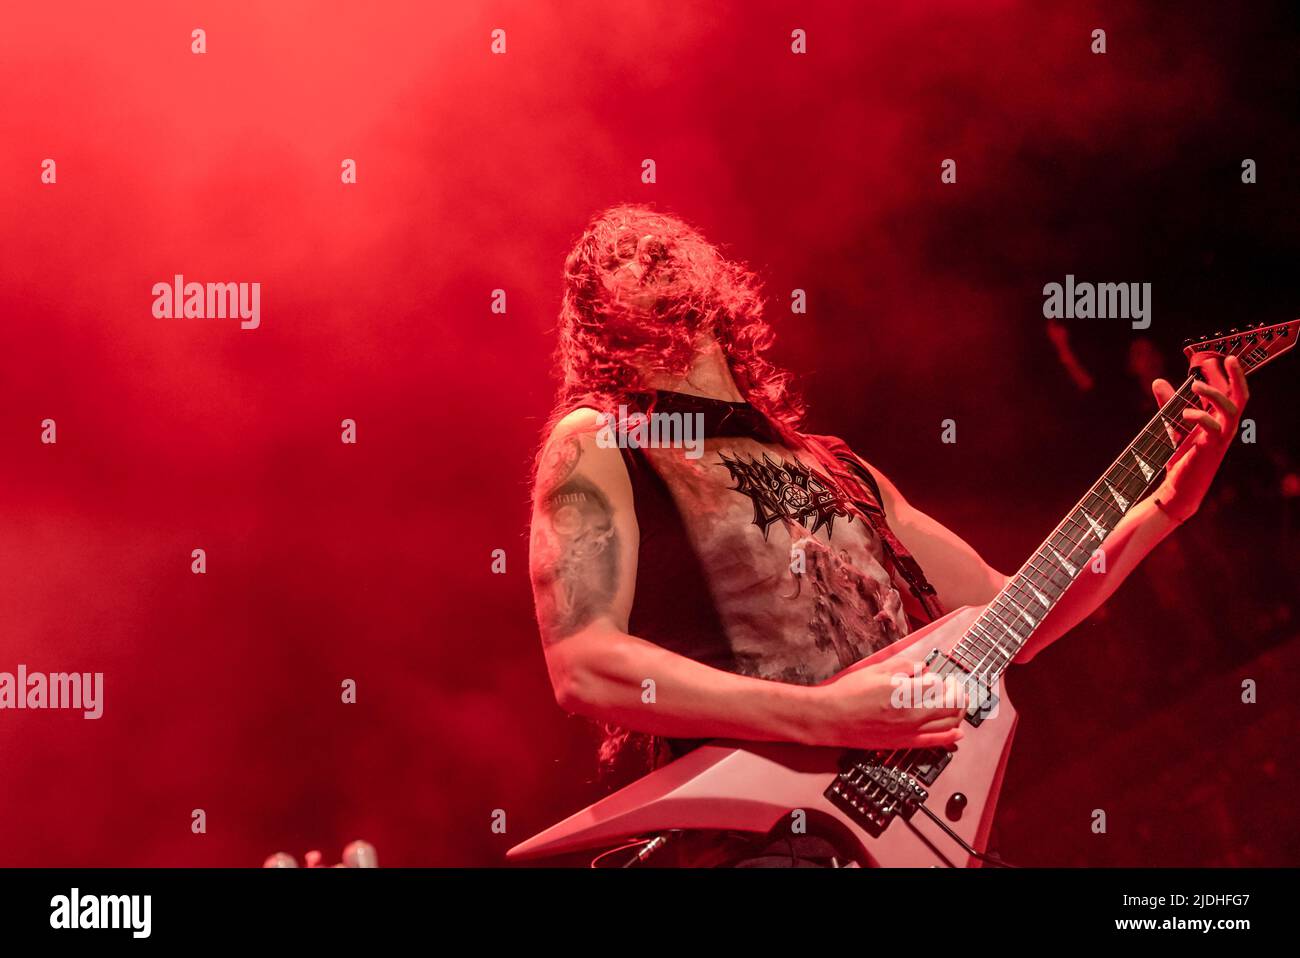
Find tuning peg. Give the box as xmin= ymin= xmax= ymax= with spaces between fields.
xmin=262 ymin=852 xmax=299 ymax=868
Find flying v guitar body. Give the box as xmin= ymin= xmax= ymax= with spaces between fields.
xmin=508 ymin=605 xmax=1018 ymax=867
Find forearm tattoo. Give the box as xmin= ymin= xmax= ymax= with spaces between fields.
xmin=532 ymin=437 xmax=620 ymax=643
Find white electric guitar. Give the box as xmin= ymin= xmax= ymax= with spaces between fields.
xmin=509 ymin=320 xmax=1297 ymax=867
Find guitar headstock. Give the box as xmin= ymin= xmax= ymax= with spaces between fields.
xmin=1184 ymin=319 xmax=1299 ymax=376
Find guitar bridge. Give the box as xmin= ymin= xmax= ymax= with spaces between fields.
xmin=824 ymin=752 xmax=932 ymax=837
xmin=823 ymin=650 xmax=998 ymax=836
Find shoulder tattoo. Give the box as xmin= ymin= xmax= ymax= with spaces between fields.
xmin=532 ymin=438 xmax=620 ymax=643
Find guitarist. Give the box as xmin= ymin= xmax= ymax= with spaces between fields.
xmin=528 ymin=204 xmax=1248 ymax=865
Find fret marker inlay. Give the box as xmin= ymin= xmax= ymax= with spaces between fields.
xmin=1050 ymin=545 xmax=1077 ymax=577
xmin=1105 ymin=481 xmax=1130 ymax=512
xmin=944 ymin=335 xmax=1291 ymax=697
xmin=1132 ymin=451 xmax=1155 ymax=483
xmin=1157 ymin=416 xmax=1179 ymax=447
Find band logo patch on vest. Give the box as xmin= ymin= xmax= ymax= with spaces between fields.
xmin=718 ymin=451 xmax=853 ymax=540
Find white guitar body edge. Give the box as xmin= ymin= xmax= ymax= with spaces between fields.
xmin=509 ymin=605 xmax=1018 ymax=867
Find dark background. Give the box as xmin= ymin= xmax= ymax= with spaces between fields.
xmin=1 ymin=0 xmax=1296 ymax=866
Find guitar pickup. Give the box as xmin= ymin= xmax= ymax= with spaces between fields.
xmin=909 ymin=747 xmax=953 ymax=786
xmin=924 ymin=648 xmax=1000 ymax=727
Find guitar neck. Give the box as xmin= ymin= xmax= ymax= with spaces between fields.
xmin=949 ymin=322 xmax=1293 ymax=684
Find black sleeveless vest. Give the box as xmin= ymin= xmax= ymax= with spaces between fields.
xmin=617 ymin=390 xmax=937 ymax=685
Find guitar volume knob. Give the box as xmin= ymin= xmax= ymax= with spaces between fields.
xmin=945 ymin=792 xmax=968 ymax=821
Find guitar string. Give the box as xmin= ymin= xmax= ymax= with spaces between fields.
xmin=959 ymin=375 xmax=1203 ymax=675
xmin=868 ymin=374 xmax=1209 ymax=793
xmin=965 ymin=340 xmax=1270 ymax=679
xmin=847 ymin=336 xmax=1275 ymax=807
xmin=961 ymin=352 xmax=1257 ymax=680
xmin=932 ymin=343 xmax=1265 ymax=770
xmin=866 ymin=380 xmax=1200 ymax=786
xmin=956 ymin=375 xmax=1206 ymax=670
xmin=868 ymin=340 xmax=1267 ymax=793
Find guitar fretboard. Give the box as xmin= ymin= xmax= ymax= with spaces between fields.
xmin=950 ymin=340 xmax=1271 ymax=683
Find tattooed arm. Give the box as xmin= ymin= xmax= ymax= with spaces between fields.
xmin=529 ymin=412 xmax=635 ymax=644
xmin=529 ymin=410 xmax=964 ymax=751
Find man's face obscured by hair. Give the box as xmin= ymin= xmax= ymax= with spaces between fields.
xmin=556 ymin=204 xmax=774 ymax=396
xmin=598 ymin=231 xmax=685 ymax=336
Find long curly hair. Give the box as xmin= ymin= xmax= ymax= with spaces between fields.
xmin=539 ymin=204 xmax=806 ymax=783
xmin=546 ymin=203 xmax=804 ymax=440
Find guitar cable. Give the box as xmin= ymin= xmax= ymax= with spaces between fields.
xmin=913 ymin=803 xmax=1017 ymax=867
xmin=587 ymin=832 xmax=679 ymax=868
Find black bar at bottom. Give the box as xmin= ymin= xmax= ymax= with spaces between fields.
xmin=0 ymin=866 xmax=1284 ymax=945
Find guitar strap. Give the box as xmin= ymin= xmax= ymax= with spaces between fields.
xmin=801 ymin=433 xmax=943 ymax=625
